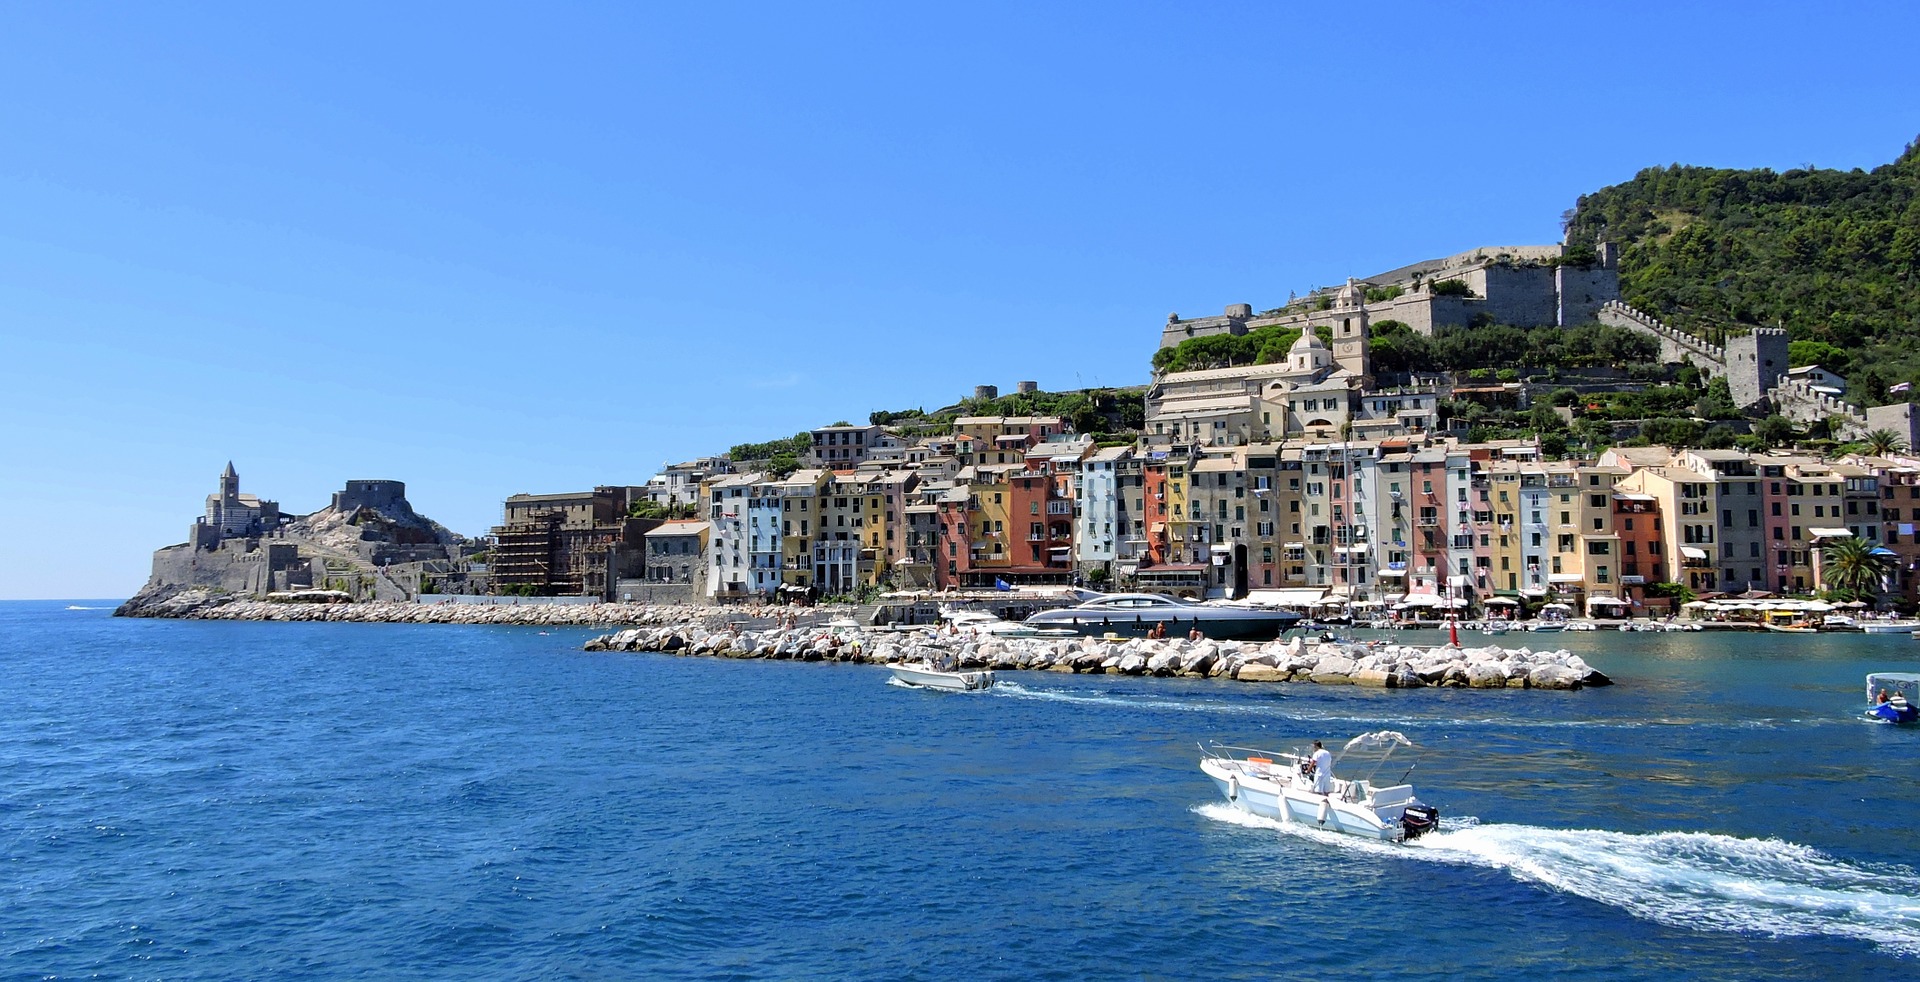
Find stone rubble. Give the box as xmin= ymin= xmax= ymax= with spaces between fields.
xmin=114 ymin=587 xmax=714 ymax=628
xmin=113 ymin=589 xmax=1613 ymax=689
xmin=582 ymin=623 xmax=1613 ymax=690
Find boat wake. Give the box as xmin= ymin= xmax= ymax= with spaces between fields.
xmin=988 ymin=682 xmax=1771 ymax=730
xmin=65 ymin=605 xmax=106 ymax=610
xmin=1197 ymin=803 xmax=1920 ymax=956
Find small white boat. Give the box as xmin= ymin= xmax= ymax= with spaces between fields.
xmin=1199 ymin=732 xmax=1439 ymax=842
xmin=940 ymin=608 xmax=1041 ymax=637
xmin=1527 ymin=621 xmax=1567 ymax=633
xmin=1860 ymin=621 xmax=1920 ymax=634
xmin=889 ymin=661 xmax=995 ymax=691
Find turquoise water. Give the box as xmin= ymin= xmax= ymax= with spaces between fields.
xmin=4 ymin=601 xmax=1918 ymax=979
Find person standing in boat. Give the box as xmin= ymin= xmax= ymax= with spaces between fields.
xmin=1310 ymin=740 xmax=1333 ymax=794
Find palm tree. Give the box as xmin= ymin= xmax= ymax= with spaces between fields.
xmin=1820 ymin=535 xmax=1893 ymax=596
xmin=1862 ymin=429 xmax=1910 ymax=457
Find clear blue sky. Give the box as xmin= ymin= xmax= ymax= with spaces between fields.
xmin=3 ymin=2 xmax=1916 ymax=599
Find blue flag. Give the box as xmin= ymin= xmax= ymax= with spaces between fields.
xmin=995 ymin=578 xmax=1012 ymax=591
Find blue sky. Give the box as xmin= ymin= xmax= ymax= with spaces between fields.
xmin=3 ymin=2 xmax=1916 ymax=599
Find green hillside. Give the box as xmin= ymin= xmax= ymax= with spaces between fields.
xmin=1565 ymin=138 xmax=1920 ymax=400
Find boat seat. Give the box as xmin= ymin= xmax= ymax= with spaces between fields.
xmin=1368 ymin=784 xmax=1414 ymax=807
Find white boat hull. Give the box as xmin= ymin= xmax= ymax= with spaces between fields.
xmin=1860 ymin=622 xmax=1918 ymax=634
xmin=1200 ymin=756 xmax=1431 ymax=842
xmin=890 ymin=662 xmax=995 ymax=691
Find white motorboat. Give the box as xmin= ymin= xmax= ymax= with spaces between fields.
xmin=1860 ymin=620 xmax=1920 ymax=634
xmin=940 ymin=607 xmax=1045 ymax=638
xmin=889 ymin=660 xmax=996 ymax=691
xmin=1024 ymin=592 xmax=1303 ymax=640
xmin=1199 ymin=732 xmax=1439 ymax=842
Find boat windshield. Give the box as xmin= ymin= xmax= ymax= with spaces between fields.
xmin=1868 ymin=673 xmax=1920 ymax=704
xmin=1084 ymin=594 xmax=1194 ymax=609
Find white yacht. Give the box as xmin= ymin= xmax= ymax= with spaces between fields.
xmin=1024 ymin=593 xmax=1303 ymax=641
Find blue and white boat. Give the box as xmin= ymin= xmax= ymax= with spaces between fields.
xmin=1199 ymin=732 xmax=1439 ymax=842
xmin=1023 ymin=593 xmax=1302 ymax=641
xmin=1867 ymin=672 xmax=1920 ymax=724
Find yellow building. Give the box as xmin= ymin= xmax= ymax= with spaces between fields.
xmin=774 ymin=469 xmax=829 ymax=590
xmin=1164 ymin=456 xmax=1195 ymax=565
xmin=1571 ymin=464 xmax=1628 ymax=613
xmin=965 ymin=468 xmax=1014 ymax=573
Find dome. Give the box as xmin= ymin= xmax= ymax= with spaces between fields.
xmin=1289 ymin=329 xmax=1328 ymax=354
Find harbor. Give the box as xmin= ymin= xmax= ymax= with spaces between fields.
xmin=6 ymin=600 xmax=1918 ymax=977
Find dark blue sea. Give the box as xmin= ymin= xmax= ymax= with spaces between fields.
xmin=5 ymin=601 xmax=1919 ymax=979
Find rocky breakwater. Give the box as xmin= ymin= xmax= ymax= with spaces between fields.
xmin=114 ymin=586 xmax=716 ymax=628
xmin=583 ymin=625 xmax=1613 ymax=690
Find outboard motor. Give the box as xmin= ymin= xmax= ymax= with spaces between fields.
xmin=1400 ymin=805 xmax=1440 ymax=841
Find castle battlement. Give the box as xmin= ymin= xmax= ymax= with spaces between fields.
xmin=1597 ymin=301 xmax=1725 ymax=362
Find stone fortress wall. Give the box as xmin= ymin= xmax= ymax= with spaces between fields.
xmin=1770 ymin=375 xmax=1868 ymax=439
xmin=1156 ymin=239 xmax=1811 ymax=425
xmin=1158 ymin=242 xmax=1622 ymax=352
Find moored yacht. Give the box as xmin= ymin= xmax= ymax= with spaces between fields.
xmin=1022 ymin=593 xmax=1303 ymax=641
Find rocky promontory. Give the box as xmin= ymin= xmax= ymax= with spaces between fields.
xmin=114 ymin=585 xmax=715 ymax=627
xmin=582 ymin=622 xmax=1614 ymax=690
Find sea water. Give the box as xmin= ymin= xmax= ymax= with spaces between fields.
xmin=3 ymin=601 xmax=1917 ymax=979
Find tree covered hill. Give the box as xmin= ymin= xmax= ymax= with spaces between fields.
xmin=1565 ymin=137 xmax=1920 ymax=400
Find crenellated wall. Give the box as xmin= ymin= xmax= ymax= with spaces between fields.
xmin=1770 ymin=375 xmax=1867 ymax=438
xmin=1596 ymin=300 xmax=1725 ymax=366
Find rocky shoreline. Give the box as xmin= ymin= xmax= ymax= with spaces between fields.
xmin=114 ymin=586 xmax=715 ymax=627
xmin=115 ymin=587 xmax=1612 ymax=689
xmin=584 ymin=623 xmax=1614 ymax=690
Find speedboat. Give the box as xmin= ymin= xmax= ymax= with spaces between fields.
xmin=1867 ymin=672 xmax=1920 ymax=724
xmin=890 ymin=660 xmax=995 ymax=692
xmin=1527 ymin=620 xmax=1567 ymax=633
xmin=1024 ymin=592 xmax=1302 ymax=641
xmin=1198 ymin=732 xmax=1439 ymax=842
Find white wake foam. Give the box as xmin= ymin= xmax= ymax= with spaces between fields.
xmin=1196 ymin=803 xmax=1920 ymax=956
xmin=988 ymin=682 xmax=1758 ymax=730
